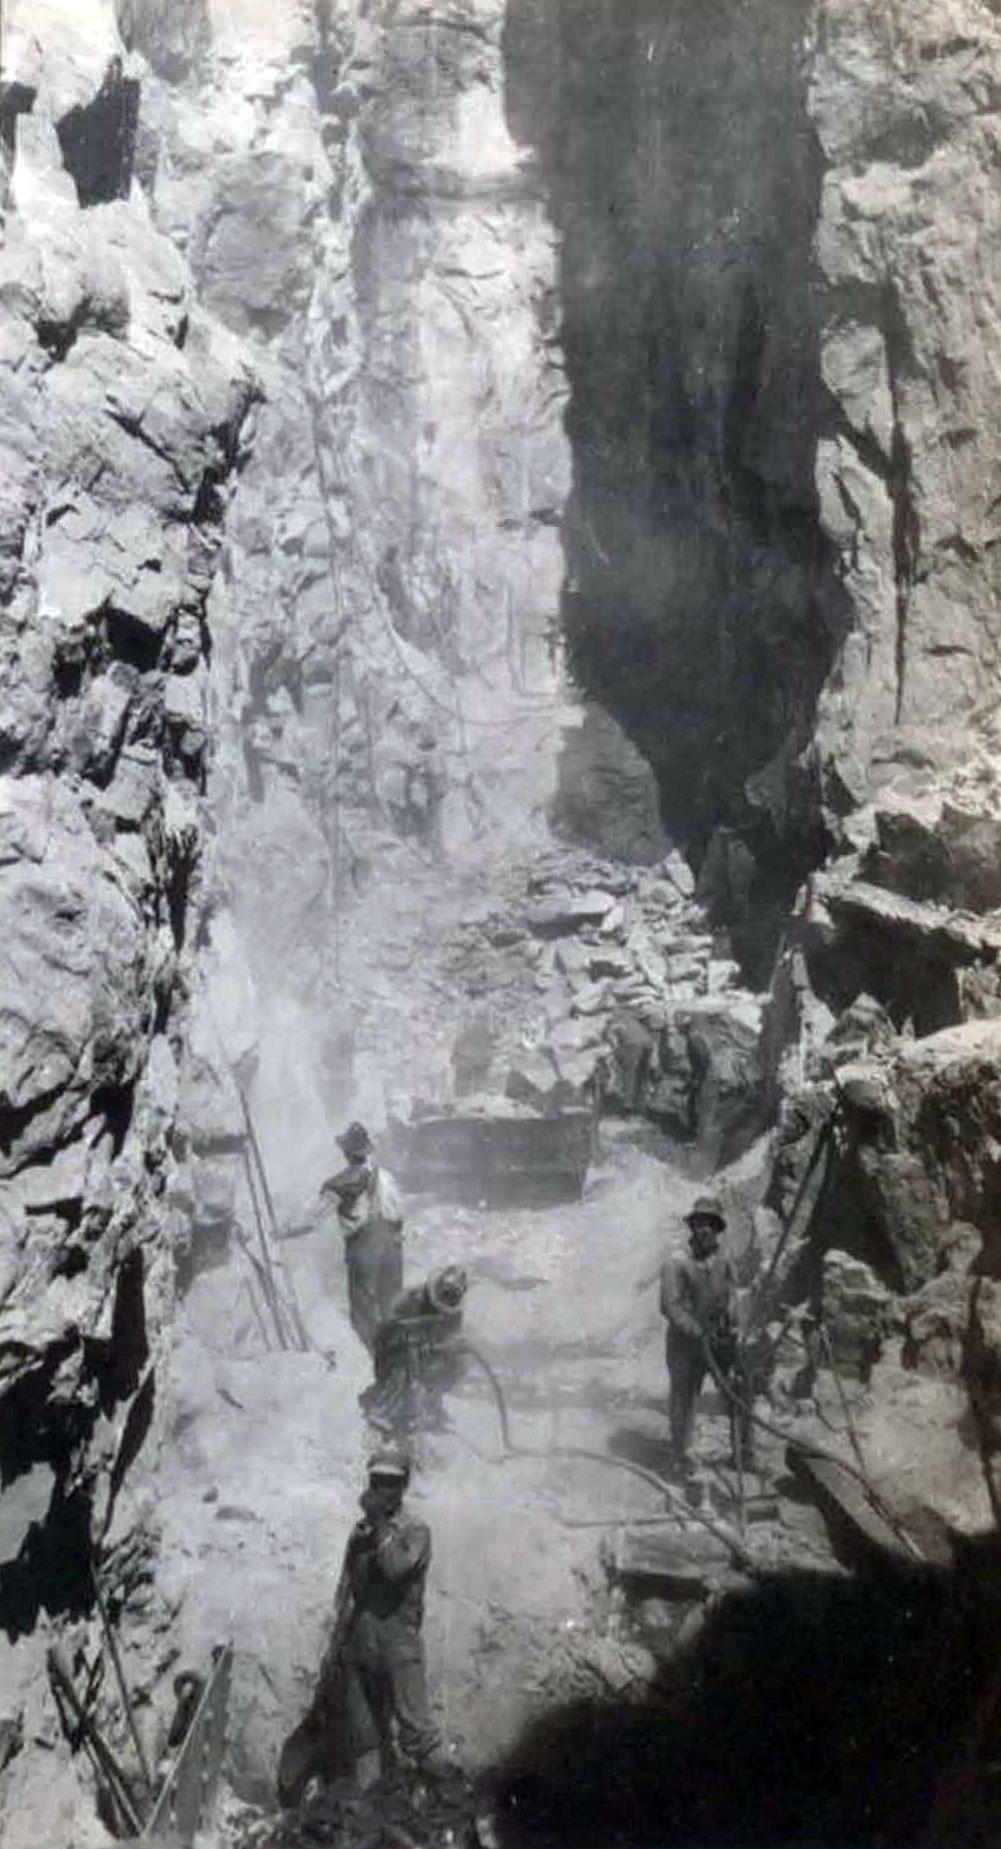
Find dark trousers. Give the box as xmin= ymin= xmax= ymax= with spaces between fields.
xmin=667 ymin=1331 xmax=707 ymax=1460
xmin=347 ymin=1225 xmax=403 ymax=1352
xmin=341 ymin=1618 xmax=440 ymax=1770
xmin=666 ymin=1332 xmax=754 ymax=1464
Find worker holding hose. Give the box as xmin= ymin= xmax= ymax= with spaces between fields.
xmin=660 ymin=1195 xmax=752 ymax=1470
xmin=279 ymin=1451 xmax=456 ymax=1808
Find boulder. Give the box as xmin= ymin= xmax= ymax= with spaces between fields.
xmin=570 ymin=981 xmax=611 ymax=1018
xmin=831 ymin=1021 xmax=1001 ymax=1291
xmin=821 ymin=1249 xmax=891 ymax=1379
xmin=678 ymin=996 xmax=764 ymax=1160
xmin=806 ymin=870 xmax=1001 ymax=1037
xmin=555 ymin=938 xmax=592 ymax=981
xmin=666 ymin=953 xmax=706 ymax=987
xmin=598 ymin=900 xmax=627 ymax=938
xmin=902 ymin=1267 xmax=973 ymax=1378
xmin=526 ymin=889 xmax=617 ymax=936
xmin=660 ymin=850 xmax=695 ymax=900
xmin=587 ymin=948 xmax=632 ymax=981
xmin=864 ymin=789 xmax=1001 ymax=915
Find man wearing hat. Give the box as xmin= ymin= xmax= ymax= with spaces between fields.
xmin=660 ymin=1194 xmax=739 ymax=1468
xmin=321 ymin=1122 xmax=405 ymax=1352
xmin=337 ymin=1450 xmax=451 ymax=1782
xmin=360 ymin=1266 xmax=469 ymax=1437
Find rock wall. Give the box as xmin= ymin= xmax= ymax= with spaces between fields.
xmin=504 ymin=0 xmax=829 ymax=886
xmin=0 ymin=5 xmax=259 ymax=1836
xmin=504 ymin=0 xmax=1001 ymax=952
xmin=116 ymin=0 xmax=585 ymax=1208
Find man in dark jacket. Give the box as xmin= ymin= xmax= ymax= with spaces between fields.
xmin=660 ymin=1194 xmax=747 ymax=1468
xmin=338 ymin=1451 xmax=451 ymax=1782
xmin=359 ymin=1267 xmax=469 ymax=1437
xmin=320 ymin=1122 xmax=405 ymax=1352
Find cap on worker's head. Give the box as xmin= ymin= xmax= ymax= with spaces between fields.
xmin=427 ymin=1264 xmax=468 ymax=1313
xmin=338 ymin=1120 xmax=372 ymax=1158
xmin=686 ymin=1193 xmax=726 ymax=1231
xmin=367 ymin=1447 xmax=411 ymax=1487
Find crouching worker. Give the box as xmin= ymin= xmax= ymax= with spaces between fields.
xmin=278 ymin=1452 xmax=455 ymax=1808
xmin=360 ymin=1267 xmax=469 ymax=1438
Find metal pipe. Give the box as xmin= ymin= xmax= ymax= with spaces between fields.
xmin=239 ymin=1139 xmax=290 ymax=1349
xmin=237 ymin=1084 xmax=311 ymax=1351
xmin=90 ymin=1558 xmax=156 ymax=1802
xmin=47 ymin=1646 xmax=145 ymax=1836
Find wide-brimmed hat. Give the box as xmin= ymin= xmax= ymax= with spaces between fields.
xmin=427 ymin=1265 xmax=468 ymax=1313
xmin=685 ymin=1194 xmax=726 ymax=1231
xmin=338 ymin=1121 xmax=372 ymax=1158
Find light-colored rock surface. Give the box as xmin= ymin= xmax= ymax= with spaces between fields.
xmin=0 ymin=4 xmax=257 ymax=1830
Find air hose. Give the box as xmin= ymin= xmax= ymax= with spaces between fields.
xmin=458 ymin=1340 xmax=760 ymax=1576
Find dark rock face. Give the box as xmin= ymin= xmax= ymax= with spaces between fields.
xmin=55 ymin=60 xmax=140 ymax=206
xmin=504 ymin=0 xmax=831 ymax=884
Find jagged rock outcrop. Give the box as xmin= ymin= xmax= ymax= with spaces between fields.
xmin=502 ymin=0 xmax=1001 ymax=981
xmin=0 ymin=7 xmax=258 ymax=1837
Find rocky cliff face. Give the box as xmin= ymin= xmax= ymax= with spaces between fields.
xmin=0 ymin=5 xmax=260 ymax=1836
xmin=112 ymin=0 xmax=597 ymax=1212
xmin=505 ymin=0 xmax=828 ymax=882
xmin=505 ymin=0 xmax=1001 ymax=958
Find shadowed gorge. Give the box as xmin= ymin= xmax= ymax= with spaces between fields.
xmin=504 ymin=0 xmax=836 ymax=909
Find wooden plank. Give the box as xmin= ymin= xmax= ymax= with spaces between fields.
xmin=786 ymin=1447 xmax=928 ymax=1569
xmin=611 ymin=1525 xmax=733 ymax=1597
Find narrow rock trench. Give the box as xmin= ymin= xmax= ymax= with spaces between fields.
xmin=5 ymin=2 xmax=1001 ymax=1847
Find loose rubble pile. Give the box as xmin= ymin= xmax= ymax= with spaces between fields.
xmin=430 ymin=846 xmax=764 ymax=1167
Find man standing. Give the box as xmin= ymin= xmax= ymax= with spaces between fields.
xmin=321 ymin=1123 xmax=404 ymax=1352
xmin=338 ymin=1451 xmax=452 ymax=1784
xmin=607 ymin=1010 xmax=658 ymax=1113
xmin=359 ymin=1267 xmax=469 ymax=1437
xmin=660 ymin=1194 xmax=746 ymax=1469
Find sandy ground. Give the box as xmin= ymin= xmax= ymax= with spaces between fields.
xmin=129 ymin=1121 xmax=722 ymax=1799
xmin=95 ymin=830 xmax=1000 ymax=1837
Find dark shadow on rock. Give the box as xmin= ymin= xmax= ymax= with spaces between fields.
xmin=499 ymin=0 xmax=849 ymax=993
xmin=605 ymin=1422 xmax=676 ymax=1480
xmin=489 ymin=1538 xmax=1001 ymax=1848
xmin=56 ymin=59 xmax=140 ymax=207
